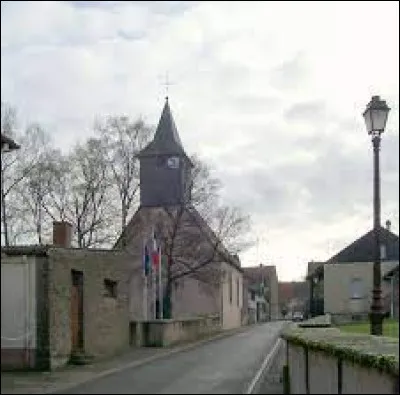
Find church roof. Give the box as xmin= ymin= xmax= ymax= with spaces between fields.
xmin=139 ymin=98 xmax=189 ymax=159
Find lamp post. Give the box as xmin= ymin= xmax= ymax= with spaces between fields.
xmin=362 ymin=95 xmax=390 ymax=336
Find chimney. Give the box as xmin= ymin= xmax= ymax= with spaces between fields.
xmin=53 ymin=221 xmax=72 ymax=248
xmin=385 ymin=220 xmax=391 ymax=231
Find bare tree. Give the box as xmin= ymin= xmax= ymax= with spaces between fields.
xmin=68 ymin=138 xmax=114 ymax=247
xmin=136 ymin=155 xmax=251 ymax=318
xmin=17 ymin=149 xmax=61 ymax=244
xmin=1 ymin=103 xmax=51 ymax=246
xmin=95 ymin=116 xmax=152 ymax=237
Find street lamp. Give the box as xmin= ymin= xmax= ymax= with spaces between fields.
xmin=362 ymin=95 xmax=390 ymax=336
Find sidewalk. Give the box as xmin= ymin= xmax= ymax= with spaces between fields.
xmin=1 ymin=325 xmax=250 ymax=394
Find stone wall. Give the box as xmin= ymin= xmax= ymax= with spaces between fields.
xmin=131 ymin=315 xmax=221 ymax=347
xmin=47 ymin=248 xmax=137 ymax=369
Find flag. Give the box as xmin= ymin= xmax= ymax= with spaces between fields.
xmin=143 ymin=244 xmax=150 ymax=276
xmin=152 ymin=246 xmax=161 ymax=267
xmin=151 ymin=231 xmax=161 ymax=267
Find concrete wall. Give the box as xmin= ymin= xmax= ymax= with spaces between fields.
xmin=287 ymin=344 xmax=307 ymax=394
xmin=1 ymin=256 xmax=37 ymax=370
xmin=324 ymin=261 xmax=398 ymax=318
xmin=47 ymin=248 xmax=133 ymax=369
xmin=341 ymin=360 xmax=396 ymax=394
xmin=285 ymin=341 xmax=398 ymax=394
xmin=131 ymin=315 xmax=221 ymax=347
xmin=308 ymin=351 xmax=338 ymax=394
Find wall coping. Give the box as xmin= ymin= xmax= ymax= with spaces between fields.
xmin=132 ymin=314 xmax=220 ymax=325
xmin=281 ymin=326 xmax=399 ymax=377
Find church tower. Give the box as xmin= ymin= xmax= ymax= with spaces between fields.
xmin=138 ymin=98 xmax=193 ymax=207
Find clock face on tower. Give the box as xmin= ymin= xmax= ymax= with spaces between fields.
xmin=167 ymin=156 xmax=180 ymax=169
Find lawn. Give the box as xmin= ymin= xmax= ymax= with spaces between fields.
xmin=338 ymin=319 xmax=399 ymax=338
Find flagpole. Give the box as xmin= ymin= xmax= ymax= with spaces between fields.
xmin=142 ymin=238 xmax=147 ymax=321
xmin=152 ymin=228 xmax=157 ymax=320
xmin=159 ymin=245 xmax=163 ymax=320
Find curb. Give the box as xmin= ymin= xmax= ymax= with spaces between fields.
xmin=45 ymin=324 xmax=256 ymax=394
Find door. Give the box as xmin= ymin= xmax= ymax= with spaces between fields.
xmin=70 ymin=270 xmax=84 ymax=352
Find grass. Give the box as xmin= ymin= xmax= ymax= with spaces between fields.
xmin=338 ymin=318 xmax=399 ymax=338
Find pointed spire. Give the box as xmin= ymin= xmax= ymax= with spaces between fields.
xmin=139 ymin=98 xmax=187 ymax=158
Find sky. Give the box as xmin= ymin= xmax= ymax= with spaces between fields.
xmin=1 ymin=1 xmax=399 ymax=282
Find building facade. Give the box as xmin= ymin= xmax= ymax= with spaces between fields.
xmin=115 ymin=98 xmax=243 ymax=330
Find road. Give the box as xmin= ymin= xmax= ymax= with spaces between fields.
xmin=64 ymin=321 xmax=285 ymax=394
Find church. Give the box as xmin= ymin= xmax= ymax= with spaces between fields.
xmin=115 ymin=98 xmax=244 ymax=330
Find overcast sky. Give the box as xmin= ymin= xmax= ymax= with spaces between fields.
xmin=1 ymin=1 xmax=399 ymax=282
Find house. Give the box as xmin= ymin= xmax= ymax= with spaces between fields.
xmin=383 ymin=264 xmax=399 ymax=319
xmin=1 ymin=222 xmax=134 ymax=371
xmin=115 ymin=98 xmax=243 ymax=330
xmin=242 ymin=264 xmax=279 ymax=322
xmin=244 ymin=279 xmax=268 ymax=324
xmin=307 ymin=223 xmax=399 ymax=323
xmin=278 ymin=281 xmax=309 ymax=318
xmin=1 ymin=133 xmax=20 ymax=152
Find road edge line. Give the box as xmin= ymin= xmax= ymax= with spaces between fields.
xmin=244 ymin=337 xmax=283 ymax=394
xmin=44 ymin=324 xmax=254 ymax=394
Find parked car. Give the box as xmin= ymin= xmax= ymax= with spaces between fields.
xmin=292 ymin=311 xmax=304 ymax=322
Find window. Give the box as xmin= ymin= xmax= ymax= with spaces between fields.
xmin=349 ymin=278 xmax=363 ymax=299
xmin=104 ymin=279 xmax=117 ymax=298
xmin=229 ymin=272 xmax=233 ymax=304
xmin=250 ymin=290 xmax=255 ymax=301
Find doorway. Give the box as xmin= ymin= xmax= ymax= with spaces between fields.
xmin=70 ymin=270 xmax=84 ymax=353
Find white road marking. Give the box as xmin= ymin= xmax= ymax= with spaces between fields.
xmin=245 ymin=337 xmax=283 ymax=394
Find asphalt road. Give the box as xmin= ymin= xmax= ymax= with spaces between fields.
xmin=65 ymin=321 xmax=285 ymax=394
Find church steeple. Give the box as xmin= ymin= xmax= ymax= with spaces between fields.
xmin=139 ymin=98 xmax=193 ymax=207
xmin=139 ymin=98 xmax=188 ymax=159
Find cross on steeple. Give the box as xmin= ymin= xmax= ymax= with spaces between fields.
xmin=162 ymin=72 xmax=175 ymax=99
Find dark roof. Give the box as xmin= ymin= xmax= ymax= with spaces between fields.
xmin=1 ymin=133 xmax=20 ymax=150
xmin=327 ymin=226 xmax=399 ymax=263
xmin=1 ymin=245 xmax=50 ymax=257
xmin=384 ymin=264 xmax=399 ymax=280
xmin=139 ymin=98 xmax=190 ymax=162
xmin=114 ymin=205 xmax=243 ymax=273
xmin=243 ymin=265 xmax=277 ymax=285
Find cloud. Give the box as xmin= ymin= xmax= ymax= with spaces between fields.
xmin=1 ymin=0 xmax=399 ymax=282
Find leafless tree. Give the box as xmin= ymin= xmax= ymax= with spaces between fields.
xmin=67 ymin=138 xmax=114 ymax=247
xmin=149 ymin=157 xmax=252 ymax=318
xmin=1 ymin=103 xmax=51 ymax=246
xmin=95 ymin=115 xmax=152 ymax=237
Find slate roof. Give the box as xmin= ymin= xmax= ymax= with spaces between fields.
xmin=243 ymin=265 xmax=277 ymax=286
xmin=327 ymin=226 xmax=399 ymax=263
xmin=138 ymin=98 xmax=191 ymax=162
xmin=114 ymin=205 xmax=243 ymax=273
